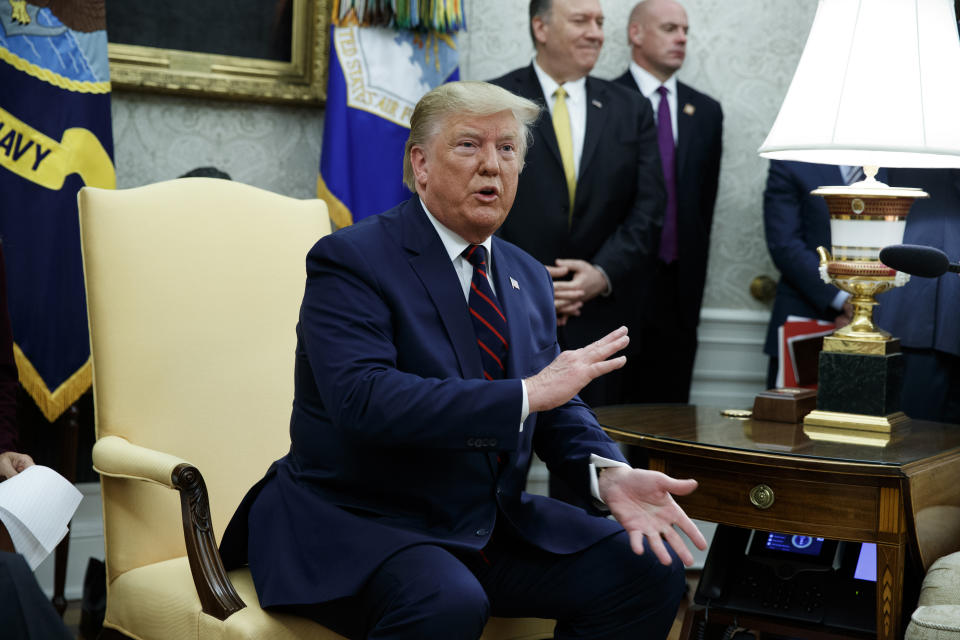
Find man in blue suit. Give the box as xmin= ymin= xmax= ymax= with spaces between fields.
xmin=220 ymin=81 xmax=706 ymax=639
xmin=875 ymin=168 xmax=960 ymax=424
xmin=762 ymin=160 xmax=871 ymax=387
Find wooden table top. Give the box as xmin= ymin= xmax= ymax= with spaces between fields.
xmin=595 ymin=404 xmax=960 ymax=470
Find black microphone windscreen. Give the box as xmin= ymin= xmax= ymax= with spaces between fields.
xmin=879 ymin=244 xmax=950 ymax=278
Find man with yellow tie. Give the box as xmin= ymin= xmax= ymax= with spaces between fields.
xmin=490 ymin=0 xmax=665 ymax=412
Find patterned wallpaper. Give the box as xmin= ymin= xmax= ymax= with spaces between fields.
xmin=110 ymin=0 xmax=819 ymax=311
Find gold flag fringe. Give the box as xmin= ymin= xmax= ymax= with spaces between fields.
xmin=317 ymin=174 xmax=356 ymax=229
xmin=13 ymin=344 xmax=91 ymax=423
xmin=331 ymin=0 xmax=466 ymax=32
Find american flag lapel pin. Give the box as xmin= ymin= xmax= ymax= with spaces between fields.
xmin=510 ymin=277 xmax=520 ymax=290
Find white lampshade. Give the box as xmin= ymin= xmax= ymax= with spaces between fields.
xmin=758 ymin=0 xmax=960 ymax=168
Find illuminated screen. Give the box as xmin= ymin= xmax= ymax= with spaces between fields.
xmin=764 ymin=532 xmax=825 ymax=557
xmin=854 ymin=543 xmax=877 ymax=582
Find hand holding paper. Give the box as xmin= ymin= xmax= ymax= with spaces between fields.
xmin=0 ymin=465 xmax=82 ymax=570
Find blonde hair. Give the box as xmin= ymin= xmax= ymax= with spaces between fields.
xmin=402 ymin=81 xmax=541 ymax=192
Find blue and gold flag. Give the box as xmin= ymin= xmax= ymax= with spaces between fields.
xmin=318 ymin=2 xmax=462 ymax=227
xmin=0 ymin=1 xmax=115 ymax=421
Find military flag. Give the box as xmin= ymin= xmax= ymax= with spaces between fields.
xmin=0 ymin=0 xmax=115 ymax=421
xmin=318 ymin=1 xmax=463 ymax=227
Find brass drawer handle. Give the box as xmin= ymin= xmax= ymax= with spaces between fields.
xmin=750 ymin=484 xmax=775 ymax=510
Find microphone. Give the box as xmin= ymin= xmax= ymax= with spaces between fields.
xmin=879 ymin=244 xmax=960 ymax=278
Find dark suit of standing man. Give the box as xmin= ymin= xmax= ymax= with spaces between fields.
xmin=220 ymin=81 xmax=706 ymax=640
xmin=489 ymin=0 xmax=665 ymax=409
xmin=614 ymin=0 xmax=722 ymax=403
xmin=875 ymin=169 xmax=960 ymax=424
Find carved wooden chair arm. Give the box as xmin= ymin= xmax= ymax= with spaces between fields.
xmin=92 ymin=435 xmax=246 ymax=620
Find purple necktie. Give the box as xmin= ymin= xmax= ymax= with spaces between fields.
xmin=656 ymin=85 xmax=678 ymax=264
xmin=463 ymin=245 xmax=509 ymax=380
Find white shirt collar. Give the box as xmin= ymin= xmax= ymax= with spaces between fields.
xmin=532 ymin=58 xmax=587 ymax=107
xmin=419 ymin=198 xmax=493 ymax=265
xmin=629 ymin=61 xmax=677 ymax=100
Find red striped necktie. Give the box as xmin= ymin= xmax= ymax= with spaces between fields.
xmin=463 ymin=245 xmax=509 ymax=380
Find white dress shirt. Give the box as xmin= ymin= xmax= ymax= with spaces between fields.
xmin=533 ymin=60 xmax=588 ymax=177
xmin=421 ymin=199 xmax=530 ymax=430
xmin=530 ymin=60 xmax=613 ymax=296
xmin=421 ymin=200 xmax=624 ymax=501
xmin=629 ymin=61 xmax=679 ymax=144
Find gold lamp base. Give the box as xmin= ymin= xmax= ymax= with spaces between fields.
xmin=803 ymin=409 xmax=909 ymax=433
xmin=802 ymin=423 xmax=901 ymax=447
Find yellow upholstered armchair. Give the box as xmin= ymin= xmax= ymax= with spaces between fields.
xmin=79 ymin=178 xmax=553 ymax=640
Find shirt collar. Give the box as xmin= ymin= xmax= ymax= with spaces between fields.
xmin=532 ymin=58 xmax=587 ymax=106
xmin=419 ymin=198 xmax=494 ymax=265
xmin=629 ymin=61 xmax=678 ymax=100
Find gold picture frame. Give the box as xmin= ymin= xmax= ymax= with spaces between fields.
xmin=107 ymin=0 xmax=329 ymax=105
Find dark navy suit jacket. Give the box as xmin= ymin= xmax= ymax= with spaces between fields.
xmin=489 ymin=65 xmax=665 ymax=353
xmin=614 ymin=72 xmax=722 ymax=329
xmin=220 ymin=197 xmax=626 ymax=607
xmin=875 ymin=168 xmax=960 ymax=358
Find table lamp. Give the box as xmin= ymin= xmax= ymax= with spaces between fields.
xmin=757 ymin=0 xmax=960 ymax=433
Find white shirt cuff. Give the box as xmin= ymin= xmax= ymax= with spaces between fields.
xmin=588 ymin=454 xmax=631 ymax=505
xmin=830 ymin=290 xmax=850 ymax=311
xmin=593 ymin=264 xmax=613 ymax=296
xmin=519 ymin=379 xmax=529 ymax=432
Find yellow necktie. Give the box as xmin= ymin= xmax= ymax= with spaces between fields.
xmin=552 ymin=87 xmax=576 ymax=218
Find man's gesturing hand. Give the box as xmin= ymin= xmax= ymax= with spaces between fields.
xmin=525 ymin=327 xmax=628 ymax=413
xmin=598 ymin=466 xmax=707 ymax=567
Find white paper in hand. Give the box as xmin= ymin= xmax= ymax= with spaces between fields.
xmin=0 ymin=465 xmax=82 ymax=570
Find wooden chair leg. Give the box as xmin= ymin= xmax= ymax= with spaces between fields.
xmin=52 ymin=528 xmax=71 ymax=616
xmin=52 ymin=404 xmax=79 ymax=617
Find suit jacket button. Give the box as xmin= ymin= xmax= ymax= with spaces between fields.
xmin=475 ymin=528 xmax=489 ymax=536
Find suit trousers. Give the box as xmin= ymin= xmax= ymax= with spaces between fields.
xmin=280 ymin=524 xmax=686 ymax=640
xmin=629 ymin=261 xmax=698 ymax=404
xmin=0 ymin=551 xmax=73 ymax=640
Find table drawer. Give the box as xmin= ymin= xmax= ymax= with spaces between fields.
xmin=657 ymin=455 xmax=896 ymax=541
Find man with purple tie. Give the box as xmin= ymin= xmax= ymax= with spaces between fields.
xmin=615 ymin=0 xmax=723 ymax=404
xmin=220 ymin=81 xmax=706 ymax=640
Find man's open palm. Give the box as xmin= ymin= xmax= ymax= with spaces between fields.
xmin=599 ymin=467 xmax=707 ymax=566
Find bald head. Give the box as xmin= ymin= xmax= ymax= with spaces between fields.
xmin=627 ymin=0 xmax=688 ymax=82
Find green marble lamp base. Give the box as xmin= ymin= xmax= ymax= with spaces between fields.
xmin=803 ymin=349 xmax=907 ymax=433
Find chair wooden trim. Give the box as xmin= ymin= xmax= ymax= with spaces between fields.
xmin=171 ymin=462 xmax=244 ymax=620
xmin=92 ymin=435 xmax=248 ymax=621
xmin=52 ymin=403 xmax=79 ymax=616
